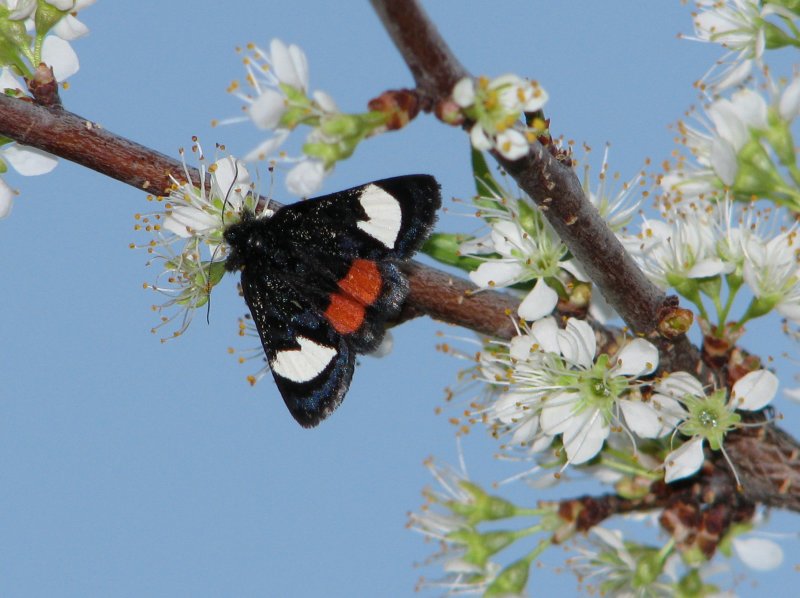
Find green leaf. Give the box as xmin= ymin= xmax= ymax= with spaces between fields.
xmin=471 ymin=147 xmax=503 ymax=201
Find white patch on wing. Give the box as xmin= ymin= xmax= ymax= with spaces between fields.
xmin=271 ymin=336 xmax=337 ymax=383
xmin=356 ymin=184 xmax=402 ymax=248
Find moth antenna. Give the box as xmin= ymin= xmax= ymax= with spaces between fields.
xmin=220 ymin=159 xmax=241 ymax=227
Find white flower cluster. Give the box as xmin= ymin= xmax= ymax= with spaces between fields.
xmin=478 ymin=315 xmax=779 ymax=482
xmin=137 ymin=151 xmax=259 ymax=338
xmin=452 ymin=74 xmax=548 ymax=160
xmin=628 ymin=199 xmax=800 ymax=327
xmin=663 ymin=83 xmax=800 ymax=209
xmin=685 ymin=0 xmax=799 ymax=91
xmin=227 ymin=39 xmax=335 ymax=196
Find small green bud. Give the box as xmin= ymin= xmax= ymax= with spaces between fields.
xmin=448 ymin=481 xmax=517 ymax=524
xmin=302 ymin=142 xmax=339 ymax=164
xmin=320 ymin=113 xmax=362 ymax=138
xmin=422 ymin=232 xmax=484 ymax=272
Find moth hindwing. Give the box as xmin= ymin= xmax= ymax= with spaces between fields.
xmin=223 ymin=174 xmax=441 ymax=427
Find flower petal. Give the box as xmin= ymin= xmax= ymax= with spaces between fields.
xmin=285 ymin=159 xmax=326 ymax=196
xmin=0 ymin=178 xmax=15 ymax=218
xmin=509 ymin=335 xmax=534 ymax=361
xmin=557 ymin=318 xmax=596 ymax=367
xmin=730 ymin=369 xmax=778 ymax=411
xmin=41 ymin=36 xmax=79 ymax=82
xmin=3 ymin=145 xmax=59 ymax=176
xmin=562 ymin=409 xmax=608 ymax=464
xmin=710 ymin=137 xmax=738 ymax=186
xmin=270 ymin=39 xmax=307 ymax=91
xmin=243 ymin=130 xmax=290 ymax=161
xmin=664 ymin=437 xmax=705 ymax=483
xmin=452 ymin=78 xmax=475 ymax=107
xmin=528 ymin=316 xmax=560 ymax=354
xmin=620 ymin=400 xmax=671 ymax=438
xmin=312 ymin=90 xmax=338 ymax=113
xmin=780 ymin=77 xmax=800 ymax=121
xmin=518 ymin=278 xmax=557 ymax=321
xmin=654 ymin=371 xmax=705 ymax=400
xmin=510 ymin=415 xmax=540 ymax=445
xmin=614 ymin=338 xmax=658 ymax=377
xmin=733 ymin=537 xmax=784 ymax=571
xmin=248 ymin=89 xmax=287 ymax=130
xmin=469 ymin=124 xmax=493 ymax=151
xmin=540 ymin=391 xmax=579 ymax=436
xmin=469 ymin=260 xmax=523 ymax=288
xmin=53 ymin=14 xmax=90 ymax=40
xmin=495 ymin=129 xmax=529 ymax=161
xmin=0 ymin=67 xmax=23 ymax=93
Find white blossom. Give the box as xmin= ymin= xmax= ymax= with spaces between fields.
xmin=655 ymin=369 xmax=779 ymax=483
xmin=452 ymin=74 xmax=548 ymax=160
xmin=482 ymin=317 xmax=661 ymax=467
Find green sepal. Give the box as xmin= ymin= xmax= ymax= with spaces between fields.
xmin=763 ymin=20 xmax=799 ymax=50
xmin=446 ymin=528 xmax=517 ymax=567
xmin=733 ymin=139 xmax=784 ymax=199
xmin=766 ymin=109 xmax=797 ymax=167
xmin=421 ymin=232 xmax=485 ymax=272
xmin=697 ymin=275 xmax=722 ymax=301
xmin=674 ymin=568 xmax=719 ymax=598
xmin=0 ymin=13 xmax=32 ymax=74
xmin=741 ymin=293 xmax=780 ymax=320
xmin=34 ymin=1 xmax=69 ymax=38
xmin=484 ymin=558 xmax=530 ymax=596
xmin=207 ymin=260 xmax=227 ymax=288
xmin=448 ymin=481 xmax=517 ymax=524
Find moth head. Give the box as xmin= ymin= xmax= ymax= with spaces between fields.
xmin=223 ymin=210 xmax=266 ymax=271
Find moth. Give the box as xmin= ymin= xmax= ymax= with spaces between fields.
xmin=223 ymin=175 xmax=441 ymax=427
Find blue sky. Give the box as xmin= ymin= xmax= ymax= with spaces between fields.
xmin=1 ymin=2 xmax=797 ymax=596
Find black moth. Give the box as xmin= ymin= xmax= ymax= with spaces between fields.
xmin=223 ymin=175 xmax=441 ymax=427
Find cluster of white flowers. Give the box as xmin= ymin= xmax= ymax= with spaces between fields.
xmin=452 ymin=74 xmax=548 ymax=161
xmin=420 ymin=2 xmax=800 ymax=593
xmin=654 ymin=369 xmax=778 ymax=482
xmin=136 ymin=150 xmax=259 ymax=338
xmin=626 ymin=198 xmax=800 ymax=329
xmin=0 ymin=0 xmax=94 ymax=218
xmin=684 ymin=0 xmax=800 ymax=92
xmin=224 ymin=39 xmax=334 ymax=196
xmin=461 ymin=152 xmax=641 ymax=323
xmin=480 ymin=317 xmax=665 ymax=467
xmin=663 ymin=83 xmax=800 ymax=211
xmin=226 ymin=39 xmax=401 ymax=197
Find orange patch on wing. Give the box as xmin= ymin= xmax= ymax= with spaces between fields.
xmin=338 ymin=259 xmax=382 ymax=305
xmin=324 ymin=292 xmax=366 ymax=335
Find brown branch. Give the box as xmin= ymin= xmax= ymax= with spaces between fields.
xmin=371 ymin=0 xmax=670 ymax=337
xmin=369 ymin=0 xmax=468 ymax=106
xmin=0 ymin=93 xmax=522 ymax=341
